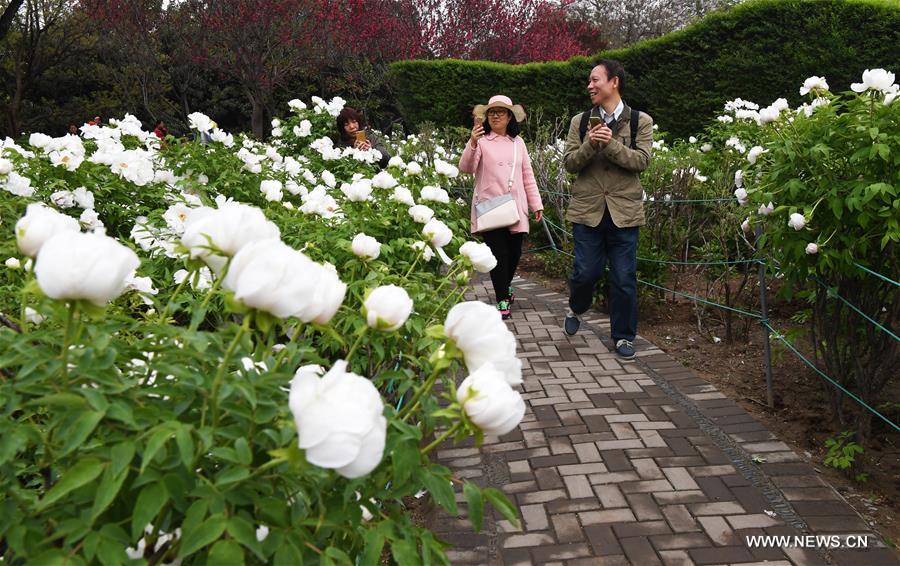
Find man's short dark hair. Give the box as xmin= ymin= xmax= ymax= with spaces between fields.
xmin=594 ymin=59 xmax=626 ymax=92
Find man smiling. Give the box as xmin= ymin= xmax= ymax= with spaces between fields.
xmin=561 ymin=59 xmax=654 ymax=360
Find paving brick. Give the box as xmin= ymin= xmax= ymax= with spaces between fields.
xmin=550 ymin=513 xmax=584 ymax=543
xmin=502 ymin=532 xmax=556 ymax=548
xmin=726 ymin=513 xmax=781 ymax=529
xmin=583 ymin=525 xmax=622 ymax=556
xmin=688 ymin=546 xmax=755 ymax=564
xmin=649 ymin=532 xmax=711 ymax=550
xmin=662 ymin=466 xmax=701 ymax=490
xmin=612 ymin=520 xmax=672 ymax=537
xmin=520 ymin=503 xmax=549 ymax=531
xmin=656 ymin=550 xmax=696 ymax=565
xmin=632 ymin=458 xmax=665 ymax=479
xmin=579 ymin=508 xmax=637 ymax=525
xmin=626 ymin=493 xmax=664 ymax=521
xmin=662 ymin=504 xmax=700 ymax=532
xmin=697 ymin=515 xmax=735 ymax=545
xmin=620 ymin=479 xmax=674 ymax=494
xmin=620 ymin=536 xmax=663 ymax=565
xmin=563 ymin=475 xmax=595 ymax=499
xmin=595 ymin=484 xmax=628 ymax=508
xmin=689 ymin=501 xmax=746 ymax=515
xmin=573 ymin=442 xmax=603 ymax=463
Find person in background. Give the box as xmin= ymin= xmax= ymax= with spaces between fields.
xmin=153 ymin=120 xmax=168 ymax=140
xmin=561 ymin=59 xmax=654 ymax=360
xmin=87 ymin=115 xmax=102 ymax=126
xmin=68 ymin=124 xmax=79 ymax=135
xmin=459 ymin=94 xmax=543 ymax=320
xmin=335 ymin=106 xmax=391 ymax=168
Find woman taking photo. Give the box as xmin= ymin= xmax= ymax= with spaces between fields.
xmin=336 ymin=106 xmax=391 ymax=168
xmin=459 ymin=95 xmax=543 ymax=320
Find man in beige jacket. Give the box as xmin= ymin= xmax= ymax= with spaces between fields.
xmin=561 ymin=59 xmax=654 ymax=360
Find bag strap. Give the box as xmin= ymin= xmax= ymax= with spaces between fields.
xmin=630 ymin=109 xmax=639 ymax=150
xmin=507 ymin=139 xmax=518 ymax=191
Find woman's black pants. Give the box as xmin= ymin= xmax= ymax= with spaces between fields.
xmin=480 ymin=228 xmax=525 ymax=303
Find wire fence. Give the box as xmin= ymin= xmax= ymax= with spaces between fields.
xmin=533 ymin=187 xmax=899 ymax=431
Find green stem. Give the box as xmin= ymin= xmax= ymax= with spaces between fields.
xmin=273 ymin=323 xmax=304 ymax=372
xmin=399 ymin=365 xmax=441 ymax=422
xmin=160 ymin=267 xmax=194 ymax=322
xmin=403 ymin=247 xmax=425 ymax=278
xmin=422 ymin=422 xmax=463 ymax=455
xmin=190 ymin=259 xmax=230 ymax=331
xmin=345 ymin=327 xmax=368 ymax=361
xmin=60 ymin=302 xmax=77 ymax=387
xmin=206 ymin=313 xmax=251 ymax=428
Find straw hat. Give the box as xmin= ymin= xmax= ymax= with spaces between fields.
xmin=473 ymin=95 xmax=526 ymax=122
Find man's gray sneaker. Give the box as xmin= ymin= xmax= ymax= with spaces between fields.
xmin=564 ymin=309 xmax=581 ymax=336
xmin=615 ymin=339 xmax=635 ymax=360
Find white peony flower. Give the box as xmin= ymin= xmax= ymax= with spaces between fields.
xmin=445 ymin=301 xmax=522 ymax=385
xmin=459 ymin=241 xmax=497 ymax=273
xmin=288 ymin=98 xmax=307 ymax=111
xmin=289 ymin=361 xmax=387 ymax=479
xmin=800 ymin=76 xmax=829 ymax=96
xmin=717 ymin=115 xmax=734 ymax=123
xmin=734 ymin=169 xmax=744 ymax=188
xmin=405 ymin=161 xmax=423 ymax=176
xmin=15 ymin=203 xmax=81 ymax=257
xmin=805 ymin=243 xmax=818 ymax=255
xmin=434 ymin=158 xmax=459 ymax=178
xmin=173 ymin=267 xmax=213 ymax=290
xmin=72 ymin=186 xmax=94 ymax=209
xmin=851 ymin=69 xmax=896 ymax=94
xmin=25 ymin=307 xmax=44 ymax=325
xmin=321 ymin=170 xmax=337 ymax=188
xmin=741 ymin=217 xmax=751 ymax=234
xmin=181 ymin=203 xmax=281 ymax=272
xmin=351 ymin=233 xmax=381 ymax=260
xmin=341 ymin=179 xmax=373 ymax=202
xmin=387 ymin=155 xmax=405 ymax=168
xmin=747 ymin=146 xmax=768 ymax=165
xmin=408 ymin=204 xmax=434 ymax=224
xmin=260 ymin=179 xmax=284 ymax=202
xmin=757 ymin=202 xmax=774 ymax=216
xmin=688 ymin=136 xmax=697 ymax=144
xmin=391 ymin=186 xmax=415 ymax=206
xmin=3 ymin=171 xmax=35 ymax=197
xmin=79 ymin=208 xmax=104 ymax=231
xmin=734 ymin=188 xmax=748 ymax=206
xmin=34 ymin=232 xmax=140 ymax=306
xmin=187 ymin=112 xmax=215 ymax=132
xmin=271 ymin=127 xmax=283 ymax=138
xmin=363 ymin=285 xmax=413 ymax=331
xmin=0 ymin=157 xmax=12 ymax=175
xmin=125 ymin=274 xmax=158 ymax=305
xmin=224 ymin=239 xmax=346 ymax=322
xmin=50 ymin=190 xmax=76 ymax=209
xmin=457 ymin=363 xmax=526 ymax=436
xmin=423 ymin=218 xmax=452 ymax=248
xmin=371 ymin=170 xmax=398 ymax=189
xmin=420 ymin=185 xmax=450 ymax=204
xmin=788 ymin=213 xmax=806 ymax=231
xmin=5 ymin=257 xmax=21 ymax=269
xmin=700 ymin=143 xmax=712 ymax=153
xmin=758 ymin=105 xmax=781 ymax=125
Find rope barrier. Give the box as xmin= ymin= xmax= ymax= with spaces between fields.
xmin=812 ymin=277 xmax=898 ymax=342
xmin=852 ymin=262 xmax=900 ymax=288
xmin=762 ymin=321 xmax=900 ymax=432
xmin=637 ymin=279 xmax=764 ymax=319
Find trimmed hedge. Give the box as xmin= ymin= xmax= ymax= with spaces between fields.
xmin=389 ymin=0 xmax=900 ymax=138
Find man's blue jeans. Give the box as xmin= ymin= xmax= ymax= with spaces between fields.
xmin=568 ymin=210 xmax=639 ymax=342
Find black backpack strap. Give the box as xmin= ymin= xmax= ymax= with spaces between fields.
xmin=630 ymin=109 xmax=639 ymax=150
xmin=578 ymin=109 xmax=591 ymax=142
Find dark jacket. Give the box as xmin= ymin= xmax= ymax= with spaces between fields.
xmin=337 ymin=129 xmax=391 ymax=168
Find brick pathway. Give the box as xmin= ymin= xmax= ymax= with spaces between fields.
xmin=430 ymin=276 xmax=899 ymax=565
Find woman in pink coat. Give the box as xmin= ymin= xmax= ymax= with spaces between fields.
xmin=459 ymin=95 xmax=543 ymax=320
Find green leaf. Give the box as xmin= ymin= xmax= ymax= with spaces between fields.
xmin=141 ymin=423 xmax=177 ymax=474
xmin=178 ymin=513 xmax=228 ymax=559
xmin=273 ymin=539 xmax=303 ymax=565
xmin=131 ymin=483 xmax=168 ymax=540
xmin=234 ymin=437 xmax=252 ymax=466
xmin=391 ymin=538 xmax=418 ymax=564
xmin=110 ymin=441 xmax=136 ymax=478
xmin=323 ymin=546 xmax=353 ymax=565
xmin=175 ymin=425 xmax=195 ymax=469
xmin=421 ymin=470 xmax=457 ymax=515
xmin=483 ymin=488 xmax=518 ymax=527
xmin=258 ymin=498 xmax=290 ymax=528
xmin=36 ymin=458 xmax=104 ymax=512
xmin=59 ymin=409 xmax=105 ymax=457
xmin=391 ymin=439 xmax=420 ymax=487
xmin=29 ymin=392 xmax=88 ymax=408
xmin=463 ymin=482 xmax=484 ymax=531
xmin=208 ymin=539 xmax=244 ymax=566
xmin=226 ymin=515 xmax=265 ymax=561
xmin=90 ymin=463 xmax=129 ymax=523
xmin=215 ymin=466 xmax=249 ymax=487
xmin=361 ymin=527 xmax=386 ymax=566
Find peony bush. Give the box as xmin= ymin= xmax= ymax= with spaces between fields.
xmin=0 ymin=97 xmax=524 ymax=564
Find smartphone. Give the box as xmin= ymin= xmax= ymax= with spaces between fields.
xmin=355 ymin=131 xmax=367 ymax=143
xmin=589 ymin=116 xmax=603 ymax=129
